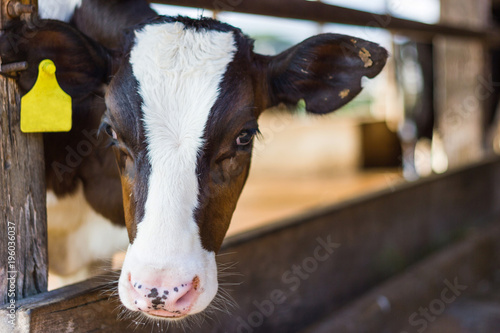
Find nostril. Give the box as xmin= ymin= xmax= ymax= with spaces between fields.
xmin=175 ymin=286 xmax=196 ymax=307
xmin=174 ymin=288 xmax=198 ymax=312
xmin=173 ymin=276 xmax=200 ymax=309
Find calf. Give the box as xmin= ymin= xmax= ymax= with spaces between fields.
xmin=0 ymin=0 xmax=388 ymax=320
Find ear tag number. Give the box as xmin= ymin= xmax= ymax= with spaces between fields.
xmin=20 ymin=59 xmax=72 ymax=133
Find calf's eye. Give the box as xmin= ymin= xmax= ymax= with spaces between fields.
xmin=236 ymin=130 xmax=255 ymax=146
xmin=103 ymin=123 xmax=118 ymax=141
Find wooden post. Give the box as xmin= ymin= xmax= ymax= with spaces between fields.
xmin=0 ymin=0 xmax=47 ymax=311
xmin=435 ymin=0 xmax=491 ymax=169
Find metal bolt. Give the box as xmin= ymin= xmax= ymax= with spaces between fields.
xmin=6 ymin=1 xmax=34 ymax=18
xmin=0 ymin=61 xmax=28 ymax=73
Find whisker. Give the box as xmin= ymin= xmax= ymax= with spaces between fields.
xmin=96 ymin=256 xmax=244 ymax=330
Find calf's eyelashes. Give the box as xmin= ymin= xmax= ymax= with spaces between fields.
xmin=236 ymin=129 xmax=259 ymax=146
xmin=100 ymin=122 xmax=118 ymax=141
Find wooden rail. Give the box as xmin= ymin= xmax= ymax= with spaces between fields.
xmin=153 ymin=0 xmax=500 ymax=43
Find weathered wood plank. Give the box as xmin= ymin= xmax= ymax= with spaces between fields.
xmin=2 ymin=158 xmax=500 ymax=332
xmin=302 ymin=222 xmax=500 ymax=333
xmin=0 ymin=0 xmax=47 ymax=311
xmin=435 ymin=0 xmax=490 ymax=169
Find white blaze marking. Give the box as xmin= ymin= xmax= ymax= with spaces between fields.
xmin=38 ymin=0 xmax=83 ymax=22
xmin=120 ymin=21 xmax=236 ymax=314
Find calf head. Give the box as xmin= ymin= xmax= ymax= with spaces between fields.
xmin=2 ymin=16 xmax=387 ymax=320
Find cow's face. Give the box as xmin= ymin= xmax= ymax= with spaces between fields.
xmin=104 ymin=18 xmax=260 ymax=319
xmin=1 ymin=16 xmax=387 ymax=321
xmin=103 ymin=17 xmax=388 ymax=320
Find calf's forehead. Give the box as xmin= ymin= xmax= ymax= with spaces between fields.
xmin=129 ymin=21 xmax=238 ymax=153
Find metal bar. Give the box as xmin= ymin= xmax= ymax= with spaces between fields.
xmin=0 ymin=61 xmax=28 ymax=73
xmin=153 ymin=0 xmax=500 ymax=42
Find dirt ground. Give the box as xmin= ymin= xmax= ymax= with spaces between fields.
xmin=229 ymin=169 xmax=402 ymax=235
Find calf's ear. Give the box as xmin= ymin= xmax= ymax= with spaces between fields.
xmin=0 ymin=20 xmax=117 ymax=196
xmin=0 ymin=20 xmax=115 ymax=98
xmin=258 ymin=34 xmax=388 ymax=114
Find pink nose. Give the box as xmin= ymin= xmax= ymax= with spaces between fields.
xmin=129 ymin=275 xmax=201 ymax=318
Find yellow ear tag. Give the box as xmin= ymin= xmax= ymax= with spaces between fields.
xmin=20 ymin=59 xmax=72 ymax=133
